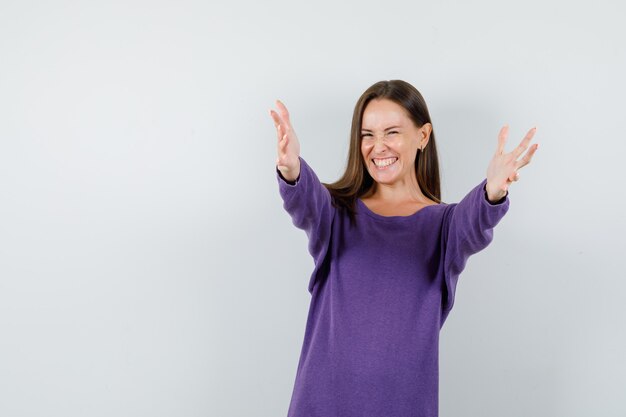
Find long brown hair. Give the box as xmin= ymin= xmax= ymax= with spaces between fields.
xmin=322 ymin=80 xmax=443 ymax=226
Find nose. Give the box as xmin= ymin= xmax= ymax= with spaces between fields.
xmin=372 ymin=134 xmax=389 ymax=151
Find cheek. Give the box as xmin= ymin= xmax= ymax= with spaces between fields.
xmin=396 ymin=138 xmax=413 ymax=152
xmin=361 ymin=142 xmax=370 ymax=156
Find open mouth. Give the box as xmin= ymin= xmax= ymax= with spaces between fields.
xmin=372 ymin=157 xmax=398 ymax=169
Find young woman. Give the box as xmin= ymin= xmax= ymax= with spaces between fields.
xmin=269 ymin=80 xmax=538 ymax=417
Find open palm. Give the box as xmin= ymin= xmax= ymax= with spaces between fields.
xmin=486 ymin=125 xmax=539 ymax=200
xmin=269 ymin=99 xmax=301 ymax=181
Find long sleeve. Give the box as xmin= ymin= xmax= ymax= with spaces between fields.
xmin=276 ymin=156 xmax=336 ymax=293
xmin=440 ymin=178 xmax=510 ymax=322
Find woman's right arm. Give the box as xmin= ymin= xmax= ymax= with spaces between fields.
xmin=270 ymin=100 xmax=334 ymax=269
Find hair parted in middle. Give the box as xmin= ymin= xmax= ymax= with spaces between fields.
xmin=322 ymin=79 xmax=443 ymax=227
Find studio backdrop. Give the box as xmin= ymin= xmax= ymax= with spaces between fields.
xmin=0 ymin=1 xmax=624 ymax=416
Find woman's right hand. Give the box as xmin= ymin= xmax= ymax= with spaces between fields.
xmin=269 ymin=99 xmax=301 ymax=182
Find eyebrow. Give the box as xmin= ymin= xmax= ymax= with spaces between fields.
xmin=361 ymin=125 xmax=402 ymax=132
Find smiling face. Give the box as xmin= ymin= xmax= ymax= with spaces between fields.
xmin=360 ymin=98 xmax=430 ymax=187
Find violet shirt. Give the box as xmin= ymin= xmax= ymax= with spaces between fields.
xmin=276 ymin=156 xmax=510 ymax=417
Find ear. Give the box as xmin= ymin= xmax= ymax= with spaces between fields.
xmin=419 ymin=123 xmax=432 ymax=147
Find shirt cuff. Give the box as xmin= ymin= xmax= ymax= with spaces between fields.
xmin=276 ymin=166 xmax=300 ymax=186
xmin=482 ymin=181 xmax=508 ymax=205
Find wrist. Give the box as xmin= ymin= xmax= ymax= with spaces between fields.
xmin=277 ymin=166 xmax=300 ymax=185
xmin=484 ymin=184 xmax=507 ymax=204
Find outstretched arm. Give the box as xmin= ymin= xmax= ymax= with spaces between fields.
xmin=270 ymin=100 xmax=335 ymax=293
xmin=441 ymin=125 xmax=539 ymax=322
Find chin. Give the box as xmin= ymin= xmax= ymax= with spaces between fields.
xmin=369 ymin=171 xmax=398 ymax=184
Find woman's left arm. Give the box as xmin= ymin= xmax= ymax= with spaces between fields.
xmin=440 ymin=125 xmax=539 ymax=321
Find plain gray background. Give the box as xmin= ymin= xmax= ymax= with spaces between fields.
xmin=0 ymin=0 xmax=624 ymax=416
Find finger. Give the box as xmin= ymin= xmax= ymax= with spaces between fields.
xmin=269 ymin=109 xmax=279 ymax=126
xmin=277 ymin=135 xmax=287 ymax=159
xmin=512 ymin=127 xmax=537 ymax=159
xmin=274 ymin=117 xmax=283 ymax=142
xmin=276 ymin=131 xmax=290 ymax=163
xmin=496 ymin=125 xmax=509 ymax=155
xmin=275 ymin=99 xmax=292 ymax=128
xmin=270 ymin=109 xmax=284 ymax=129
xmin=278 ymin=129 xmax=289 ymax=152
xmin=271 ymin=109 xmax=289 ymax=143
xmin=515 ymin=143 xmax=539 ymax=170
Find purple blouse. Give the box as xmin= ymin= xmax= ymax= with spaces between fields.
xmin=276 ymin=156 xmax=510 ymax=417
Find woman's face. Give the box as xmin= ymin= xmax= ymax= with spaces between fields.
xmin=360 ymin=98 xmax=430 ymax=186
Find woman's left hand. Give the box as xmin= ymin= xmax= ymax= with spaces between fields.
xmin=485 ymin=125 xmax=539 ymax=202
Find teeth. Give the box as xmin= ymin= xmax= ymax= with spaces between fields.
xmin=373 ymin=157 xmax=397 ymax=167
